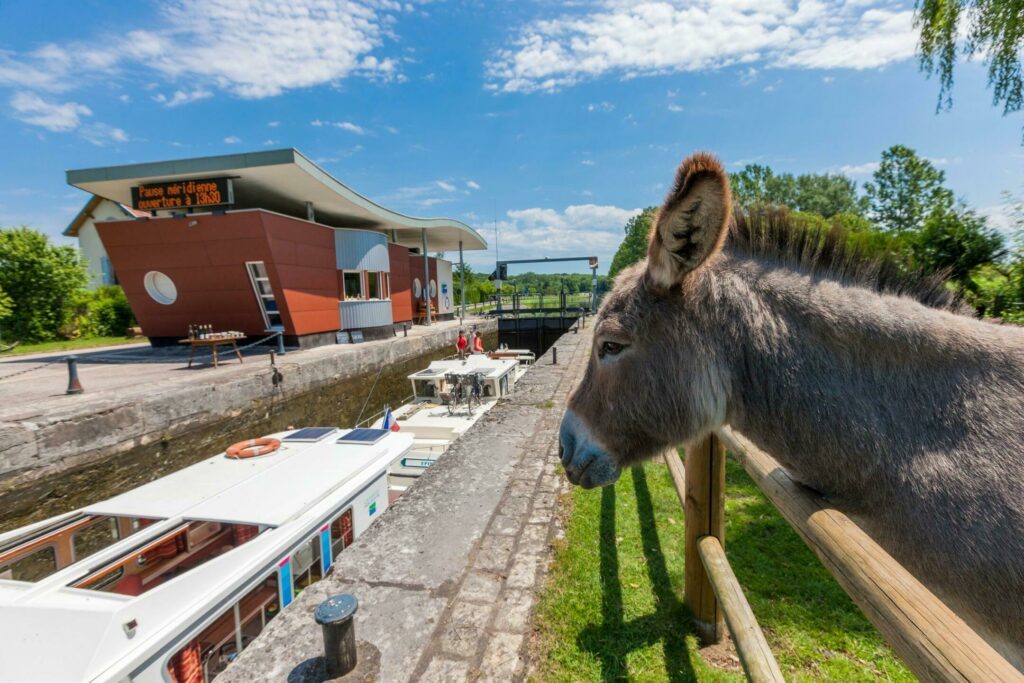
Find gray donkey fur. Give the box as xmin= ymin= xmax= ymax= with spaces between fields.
xmin=559 ymin=152 xmax=1024 ymax=667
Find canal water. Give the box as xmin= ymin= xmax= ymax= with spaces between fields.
xmin=0 ymin=331 xmax=498 ymax=533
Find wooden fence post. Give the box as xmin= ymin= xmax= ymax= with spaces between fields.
xmin=684 ymin=433 xmax=726 ymax=644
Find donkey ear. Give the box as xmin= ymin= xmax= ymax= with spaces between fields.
xmin=646 ymin=152 xmax=731 ymax=290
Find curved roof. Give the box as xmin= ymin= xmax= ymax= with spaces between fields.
xmin=66 ymin=148 xmax=487 ymax=251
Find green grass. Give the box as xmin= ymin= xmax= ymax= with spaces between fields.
xmin=532 ymin=457 xmax=915 ymax=682
xmin=1 ymin=336 xmax=146 ymax=356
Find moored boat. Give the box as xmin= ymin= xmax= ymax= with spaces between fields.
xmin=0 ymin=426 xmax=412 ymax=682
xmin=379 ymin=352 xmax=531 ymax=497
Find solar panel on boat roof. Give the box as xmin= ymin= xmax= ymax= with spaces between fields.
xmin=337 ymin=428 xmax=390 ymax=445
xmin=417 ymin=368 xmax=442 ymax=376
xmin=284 ymin=427 xmax=337 ymax=442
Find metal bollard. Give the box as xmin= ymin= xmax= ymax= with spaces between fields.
xmin=552 ymin=347 xmax=558 ymax=365
xmin=65 ymin=356 xmax=84 ymax=394
xmin=276 ymin=331 xmax=286 ymax=356
xmin=403 ymin=323 xmax=409 ymax=338
xmin=315 ymin=594 xmax=358 ymax=677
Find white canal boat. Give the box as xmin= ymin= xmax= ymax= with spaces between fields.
xmin=0 ymin=426 xmax=413 ymax=683
xmin=381 ymin=351 xmax=533 ymax=496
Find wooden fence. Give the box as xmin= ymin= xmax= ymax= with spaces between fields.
xmin=664 ymin=429 xmax=1022 ymax=682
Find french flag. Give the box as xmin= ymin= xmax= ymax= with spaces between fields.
xmin=381 ymin=407 xmax=400 ymax=431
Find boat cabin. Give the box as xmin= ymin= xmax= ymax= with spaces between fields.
xmin=0 ymin=426 xmax=412 ymax=682
xmin=408 ymin=355 xmax=519 ymax=403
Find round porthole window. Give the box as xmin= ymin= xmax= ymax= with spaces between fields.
xmin=413 ymin=278 xmax=422 ymax=299
xmin=429 ymin=280 xmax=437 ymax=298
xmin=143 ymin=271 xmax=178 ymax=305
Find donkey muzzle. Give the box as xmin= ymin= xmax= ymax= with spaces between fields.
xmin=559 ymin=410 xmax=622 ymax=488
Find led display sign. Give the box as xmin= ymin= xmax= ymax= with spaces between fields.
xmin=131 ymin=177 xmax=234 ymax=211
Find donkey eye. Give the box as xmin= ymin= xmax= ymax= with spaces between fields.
xmin=601 ymin=341 xmax=626 ymax=356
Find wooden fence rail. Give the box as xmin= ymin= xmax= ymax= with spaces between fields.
xmin=666 ymin=429 xmax=1022 ymax=682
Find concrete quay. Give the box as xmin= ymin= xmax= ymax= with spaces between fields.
xmin=220 ymin=322 xmax=593 ymax=681
xmin=0 ymin=317 xmax=494 ymax=491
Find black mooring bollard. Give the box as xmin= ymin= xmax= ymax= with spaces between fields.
xmin=65 ymin=356 xmax=83 ymax=395
xmin=315 ymin=594 xmax=358 ymax=677
xmin=403 ymin=323 xmax=409 ymax=337
xmin=552 ymin=347 xmax=558 ymax=365
xmin=276 ymin=331 xmax=286 ymax=356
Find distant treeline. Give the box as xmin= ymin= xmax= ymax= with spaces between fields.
xmin=452 ymin=268 xmax=610 ymax=305
xmin=609 ymin=144 xmax=1024 ymax=323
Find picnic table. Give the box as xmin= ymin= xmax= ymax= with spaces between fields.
xmin=178 ymin=335 xmax=246 ymax=368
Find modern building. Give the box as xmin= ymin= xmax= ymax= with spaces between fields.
xmin=65 ymin=149 xmax=486 ymax=347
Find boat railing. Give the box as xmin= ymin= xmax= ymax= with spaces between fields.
xmin=354 ymin=394 xmax=415 ymax=429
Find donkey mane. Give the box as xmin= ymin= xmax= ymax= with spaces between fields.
xmin=723 ymin=209 xmax=968 ymax=314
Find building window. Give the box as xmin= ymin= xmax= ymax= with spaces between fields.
xmin=429 ymin=279 xmax=437 ymax=298
xmin=143 ymin=271 xmax=177 ymax=305
xmin=246 ymin=262 xmax=282 ymax=329
xmin=342 ymin=271 xmax=364 ymax=300
xmin=366 ymin=272 xmax=389 ymax=300
xmin=412 ymin=278 xmax=422 ymax=299
xmin=100 ymin=256 xmax=116 ymax=286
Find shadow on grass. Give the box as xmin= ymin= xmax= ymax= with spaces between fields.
xmin=577 ymin=466 xmax=698 ymax=682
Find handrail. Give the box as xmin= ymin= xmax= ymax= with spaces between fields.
xmin=714 ymin=427 xmax=1022 ymax=682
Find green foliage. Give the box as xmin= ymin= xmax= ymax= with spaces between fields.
xmin=0 ymin=285 xmax=11 ymax=322
xmin=608 ymin=207 xmax=656 ymax=279
xmin=0 ymin=227 xmax=88 ymax=342
xmin=864 ymin=145 xmax=953 ymax=234
xmin=916 ymin=0 xmax=1024 ymax=137
xmin=453 ymin=267 xmax=607 ymax=305
xmin=913 ymin=205 xmax=1005 ymax=291
xmin=730 ymin=165 xmax=868 ymax=217
xmin=82 ymin=286 xmax=136 ymax=337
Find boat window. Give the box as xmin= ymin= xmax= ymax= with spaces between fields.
xmin=167 ymin=572 xmax=280 ymax=683
xmin=0 ymin=545 xmax=56 ymax=582
xmin=293 ymin=535 xmax=323 ymax=595
xmin=330 ymin=508 xmax=354 ymax=558
xmin=72 ymin=517 xmax=120 ymax=562
xmin=342 ymin=271 xmax=364 ymax=300
xmin=74 ymin=521 xmax=262 ymax=597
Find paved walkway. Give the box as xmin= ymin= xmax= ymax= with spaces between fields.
xmin=0 ymin=318 xmax=478 ymax=412
xmin=222 ymin=323 xmax=592 ymax=682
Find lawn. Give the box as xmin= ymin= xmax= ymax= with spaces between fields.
xmin=1 ymin=335 xmax=146 ymax=356
xmin=531 ymin=457 xmax=914 ymax=682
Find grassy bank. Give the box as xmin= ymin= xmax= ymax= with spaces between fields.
xmin=1 ymin=336 xmax=146 ymax=356
xmin=531 ymin=457 xmax=913 ymax=682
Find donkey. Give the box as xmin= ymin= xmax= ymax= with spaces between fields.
xmin=559 ymin=152 xmax=1024 ymax=667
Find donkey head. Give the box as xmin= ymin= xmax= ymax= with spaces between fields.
xmin=560 ymin=152 xmax=732 ymax=488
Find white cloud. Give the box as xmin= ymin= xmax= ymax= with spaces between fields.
xmin=224 ymin=135 xmax=241 ymax=144
xmin=486 ymin=1 xmax=918 ymax=93
xmin=667 ymin=103 xmax=684 ymax=112
xmin=262 ymin=138 xmax=279 ymax=146
xmin=581 ymin=159 xmax=596 ymax=166
xmin=268 ymin=120 xmax=280 ymax=127
xmin=335 ymin=121 xmax=366 ymax=135
xmin=9 ymin=92 xmax=91 ymax=131
xmin=494 ymin=204 xmax=642 ymax=263
xmin=838 ymin=161 xmax=880 ymax=176
xmin=80 ymin=123 xmax=129 ymax=146
xmin=119 ymin=94 xmax=131 ymax=102
xmin=979 ymin=204 xmax=1016 ymax=234
xmin=0 ymin=0 xmax=418 ymax=100
xmin=436 ymin=180 xmax=457 ymax=192
xmin=157 ymin=88 xmax=213 ymax=107
xmin=587 ymin=101 xmax=615 ymax=112
xmin=466 ymin=180 xmax=481 ymax=190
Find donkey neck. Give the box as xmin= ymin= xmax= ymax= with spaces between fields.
xmin=711 ymin=255 xmax=1016 ymax=507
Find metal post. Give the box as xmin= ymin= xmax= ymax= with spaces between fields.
xmin=421 ymin=229 xmax=432 ymax=325
xmin=315 ymin=594 xmax=359 ymax=678
xmin=591 ymin=266 xmax=598 ymax=313
xmin=65 ymin=356 xmax=83 ymax=394
xmin=552 ymin=347 xmax=558 ymax=365
xmin=276 ymin=330 xmax=286 ymax=356
xmin=459 ymin=239 xmax=465 ymax=323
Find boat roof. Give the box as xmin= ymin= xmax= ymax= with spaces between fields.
xmin=84 ymin=427 xmax=394 ymax=527
xmin=0 ymin=428 xmax=412 ymax=682
xmin=409 ymin=355 xmax=518 ymax=381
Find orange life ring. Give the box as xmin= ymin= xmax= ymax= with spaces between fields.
xmin=226 ymin=437 xmax=281 ymax=459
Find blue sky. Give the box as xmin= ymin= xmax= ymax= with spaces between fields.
xmin=0 ymin=0 xmax=1020 ymax=274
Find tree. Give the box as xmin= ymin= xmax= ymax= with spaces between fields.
xmin=0 ymin=227 xmax=87 ymax=341
xmin=608 ymin=207 xmax=656 ymax=279
xmin=916 ymin=0 xmax=1024 ymax=137
xmin=731 ymin=165 xmax=867 ymax=217
xmin=864 ymin=145 xmax=954 ymax=234
xmin=913 ymin=205 xmax=1005 ymax=292
xmin=0 ymin=285 xmax=11 ymax=321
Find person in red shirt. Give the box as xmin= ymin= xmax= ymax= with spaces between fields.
xmin=455 ymin=330 xmax=468 ymax=358
xmin=472 ymin=331 xmax=485 ymax=354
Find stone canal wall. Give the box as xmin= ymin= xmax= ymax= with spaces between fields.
xmin=0 ymin=319 xmax=496 ymax=530
xmin=221 ymin=322 xmax=593 ymax=682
